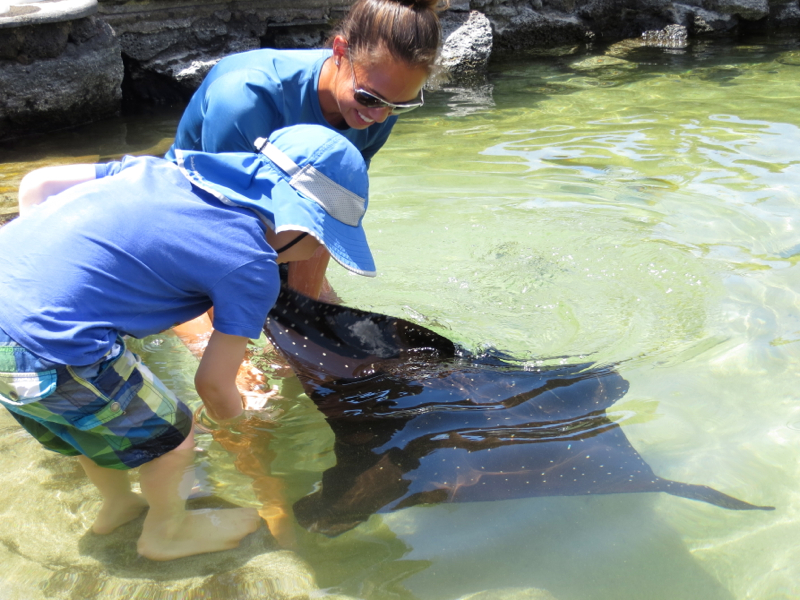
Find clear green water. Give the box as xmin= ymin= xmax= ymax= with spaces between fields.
xmin=2 ymin=34 xmax=800 ymax=600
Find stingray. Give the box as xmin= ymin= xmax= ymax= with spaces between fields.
xmin=263 ymin=285 xmax=774 ymax=536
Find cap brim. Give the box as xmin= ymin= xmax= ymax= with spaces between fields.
xmin=271 ymin=179 xmax=376 ymax=277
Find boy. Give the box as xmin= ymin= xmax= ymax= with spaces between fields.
xmin=0 ymin=124 xmax=376 ymax=560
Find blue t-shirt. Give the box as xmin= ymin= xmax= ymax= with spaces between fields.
xmin=0 ymin=156 xmax=279 ymax=366
xmin=166 ymin=48 xmax=397 ymax=165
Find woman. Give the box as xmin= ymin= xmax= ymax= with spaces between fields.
xmin=162 ymin=3 xmax=448 ymax=540
xmin=168 ymin=0 xmax=446 ymax=300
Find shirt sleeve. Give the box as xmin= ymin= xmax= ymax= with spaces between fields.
xmin=201 ymin=69 xmax=285 ymax=154
xmin=95 ymin=161 xmax=122 ymax=179
xmin=209 ymin=259 xmax=280 ymax=340
xmin=95 ymin=155 xmax=142 ymax=179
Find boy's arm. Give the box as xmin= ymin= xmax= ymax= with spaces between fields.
xmin=194 ymin=329 xmax=249 ymax=422
xmin=18 ymin=164 xmax=97 ymax=216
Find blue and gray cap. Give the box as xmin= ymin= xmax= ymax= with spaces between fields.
xmin=174 ymin=124 xmax=375 ymax=277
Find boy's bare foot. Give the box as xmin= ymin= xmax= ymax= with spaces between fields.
xmin=137 ymin=507 xmax=261 ymax=561
xmin=93 ymin=492 xmax=149 ymax=534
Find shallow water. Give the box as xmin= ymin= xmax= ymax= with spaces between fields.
xmin=2 ymin=34 xmax=800 ymax=600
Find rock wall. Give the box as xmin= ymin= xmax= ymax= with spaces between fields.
xmin=99 ymin=0 xmax=353 ymax=104
xmin=0 ymin=14 xmax=123 ymax=140
xmin=1 ymin=0 xmax=799 ymax=140
xmin=475 ymin=0 xmax=799 ymax=54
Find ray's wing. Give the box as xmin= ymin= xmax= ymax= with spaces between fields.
xmin=264 ymin=284 xmax=455 ymax=390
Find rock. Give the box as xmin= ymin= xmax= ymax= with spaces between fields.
xmin=475 ymin=3 xmax=589 ymax=55
xmin=641 ymin=23 xmax=688 ymax=48
xmin=672 ymin=4 xmax=739 ymax=36
xmin=438 ymin=10 xmax=493 ymax=83
xmin=716 ymin=0 xmax=770 ymax=20
xmin=3 ymin=0 xmax=800 ymax=138
xmin=774 ymin=0 xmax=800 ymax=26
xmin=0 ymin=0 xmax=96 ymax=27
xmin=0 ymin=15 xmax=123 ymax=140
xmin=603 ymin=24 xmax=688 ymax=58
xmin=101 ymin=0 xmax=353 ymax=103
xmin=123 ymin=37 xmax=259 ymax=104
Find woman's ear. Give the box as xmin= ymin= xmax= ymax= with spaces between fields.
xmin=332 ymin=35 xmax=348 ymax=66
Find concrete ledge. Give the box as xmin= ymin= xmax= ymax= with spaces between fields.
xmin=0 ymin=0 xmax=96 ymax=29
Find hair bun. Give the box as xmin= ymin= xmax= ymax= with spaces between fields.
xmin=331 ymin=0 xmax=448 ymax=69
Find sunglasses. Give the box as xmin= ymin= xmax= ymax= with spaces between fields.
xmin=348 ymin=52 xmax=424 ymax=115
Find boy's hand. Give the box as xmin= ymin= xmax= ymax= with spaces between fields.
xmin=195 ymin=330 xmax=250 ymax=421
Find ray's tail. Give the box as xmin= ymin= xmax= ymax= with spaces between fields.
xmin=659 ymin=480 xmax=774 ymax=511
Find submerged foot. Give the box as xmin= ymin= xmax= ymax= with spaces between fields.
xmin=137 ymin=507 xmax=261 ymax=561
xmin=93 ymin=492 xmax=149 ymax=534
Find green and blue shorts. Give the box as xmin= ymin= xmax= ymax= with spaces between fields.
xmin=0 ymin=328 xmax=192 ymax=470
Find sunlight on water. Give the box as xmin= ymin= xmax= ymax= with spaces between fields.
xmin=1 ymin=35 xmax=800 ymax=600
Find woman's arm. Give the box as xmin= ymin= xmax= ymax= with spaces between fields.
xmin=18 ymin=164 xmax=97 ymax=216
xmin=287 ymin=245 xmax=334 ymax=300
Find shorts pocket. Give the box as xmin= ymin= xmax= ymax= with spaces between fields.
xmin=62 ymin=365 xmax=139 ymax=431
xmin=0 ymin=370 xmax=57 ymax=406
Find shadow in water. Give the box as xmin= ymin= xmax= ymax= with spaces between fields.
xmin=368 ymin=495 xmax=739 ymax=600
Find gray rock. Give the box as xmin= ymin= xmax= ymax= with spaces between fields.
xmin=96 ymin=0 xmax=352 ymax=102
xmin=672 ymin=4 xmax=738 ymax=35
xmin=608 ymin=25 xmax=689 ymax=57
xmin=143 ymin=37 xmax=258 ymax=89
xmin=604 ymin=25 xmax=690 ymax=57
xmin=641 ymin=23 xmax=688 ymax=48
xmin=3 ymin=0 xmax=800 ymax=138
xmin=0 ymin=0 xmax=96 ymax=28
xmin=438 ymin=10 xmax=493 ymax=83
xmin=474 ymin=3 xmax=589 ymax=55
xmin=448 ymin=0 xmax=471 ymax=10
xmin=774 ymin=0 xmax=800 ymax=25
xmin=0 ymin=15 xmax=123 ymax=140
xmin=716 ymin=0 xmax=770 ymax=19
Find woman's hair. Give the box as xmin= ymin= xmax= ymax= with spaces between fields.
xmin=330 ymin=0 xmax=449 ymax=71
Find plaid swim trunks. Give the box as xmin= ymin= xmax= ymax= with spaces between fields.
xmin=0 ymin=328 xmax=192 ymax=470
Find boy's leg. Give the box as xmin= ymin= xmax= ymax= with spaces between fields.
xmin=136 ymin=430 xmax=261 ymax=561
xmin=77 ymin=455 xmax=148 ymax=534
